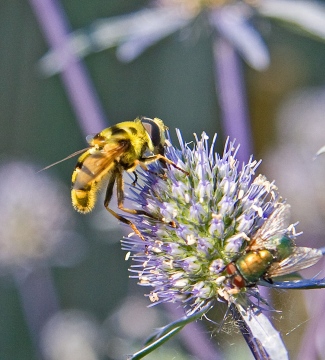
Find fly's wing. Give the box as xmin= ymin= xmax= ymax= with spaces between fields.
xmin=72 ymin=140 xmax=129 ymax=190
xmin=250 ymin=203 xmax=291 ymax=250
xmin=267 ymin=247 xmax=323 ymax=278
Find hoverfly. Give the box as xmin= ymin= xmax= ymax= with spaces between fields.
xmin=43 ymin=117 xmax=187 ymax=240
xmin=226 ymin=203 xmax=322 ymax=288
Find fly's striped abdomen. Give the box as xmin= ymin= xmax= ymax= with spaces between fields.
xmin=71 ymin=155 xmax=101 ymax=213
xmin=71 ymin=185 xmax=96 ymax=213
xmin=71 ymin=136 xmax=131 ymax=213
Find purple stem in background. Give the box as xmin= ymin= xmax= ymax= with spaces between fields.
xmin=213 ymin=36 xmax=271 ymax=309
xmin=29 ymin=0 xmax=108 ymax=136
xmin=15 ymin=0 xmax=108 ymax=357
xmin=213 ymin=37 xmax=253 ymax=163
xmin=296 ymin=291 xmax=320 ymax=360
xmin=14 ymin=268 xmax=60 ymax=359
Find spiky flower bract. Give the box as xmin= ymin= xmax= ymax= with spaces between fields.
xmin=121 ymin=131 xmax=319 ymax=313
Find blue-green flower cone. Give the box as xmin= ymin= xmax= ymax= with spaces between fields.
xmin=121 ymin=131 xmax=322 ymax=312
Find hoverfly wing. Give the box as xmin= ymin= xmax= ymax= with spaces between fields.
xmin=267 ymin=247 xmax=323 ymax=278
xmin=71 ymin=140 xmax=129 ymax=213
xmin=72 ymin=140 xmax=128 ymax=190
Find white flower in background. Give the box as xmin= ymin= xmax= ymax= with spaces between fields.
xmin=0 ymin=161 xmax=78 ymax=270
xmin=264 ymin=88 xmax=325 ymax=242
xmin=39 ymin=0 xmax=325 ymax=76
xmin=40 ymin=310 xmax=100 ymax=360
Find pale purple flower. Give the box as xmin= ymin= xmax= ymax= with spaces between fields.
xmin=122 ymin=132 xmax=321 ymax=309
xmin=120 ymin=131 xmax=323 ymax=359
xmin=39 ymin=0 xmax=325 ymax=75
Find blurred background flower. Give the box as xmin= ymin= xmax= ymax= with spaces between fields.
xmin=0 ymin=161 xmax=80 ymax=271
xmin=0 ymin=161 xmax=85 ymax=358
xmin=37 ymin=0 xmax=325 ymax=161
xmin=40 ymin=309 xmax=101 ymax=360
xmin=2 ymin=0 xmax=325 ymax=358
xmin=262 ymin=87 xmax=325 ymax=359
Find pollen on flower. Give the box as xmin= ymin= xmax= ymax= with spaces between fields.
xmin=149 ymin=292 xmax=159 ymax=302
xmin=162 ymin=259 xmax=174 ymax=269
xmin=215 ymin=275 xmax=226 ymax=284
xmin=174 ymin=278 xmax=189 ymax=288
xmin=142 ymin=260 xmax=149 ymax=268
xmin=237 ymin=189 xmax=245 ymax=199
xmin=186 ymin=234 xmax=197 ymax=245
xmin=151 ymin=246 xmax=163 ymax=253
xmin=139 ymin=276 xmax=150 ymax=285
xmin=251 ymin=205 xmax=264 ymax=217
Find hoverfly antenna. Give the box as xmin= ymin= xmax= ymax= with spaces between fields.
xmin=38 ymin=147 xmax=90 ymax=172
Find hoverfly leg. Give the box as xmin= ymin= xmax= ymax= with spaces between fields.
xmin=155 ymin=154 xmax=189 ymax=176
xmin=262 ymin=276 xmax=273 ymax=284
xmin=131 ymin=171 xmax=138 ymax=187
xmin=139 ymin=154 xmax=189 ymax=176
xmin=135 ymin=160 xmax=166 ymax=180
xmin=103 ymin=168 xmax=144 ymax=240
xmin=115 ymin=169 xmax=176 ymax=230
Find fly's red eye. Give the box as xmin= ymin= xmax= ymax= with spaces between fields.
xmin=226 ymin=263 xmax=237 ymax=275
xmin=233 ymin=274 xmax=246 ymax=288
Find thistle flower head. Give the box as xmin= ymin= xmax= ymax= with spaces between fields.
xmin=121 ymin=132 xmax=318 ymax=312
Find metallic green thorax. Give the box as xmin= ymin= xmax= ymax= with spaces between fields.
xmin=269 ymin=235 xmax=294 ymax=261
xmin=236 ymin=235 xmax=295 ymax=284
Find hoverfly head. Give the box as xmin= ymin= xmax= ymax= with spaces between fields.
xmin=141 ymin=117 xmax=167 ymax=155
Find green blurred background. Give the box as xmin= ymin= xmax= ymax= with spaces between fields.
xmin=2 ymin=1 xmax=325 ymax=359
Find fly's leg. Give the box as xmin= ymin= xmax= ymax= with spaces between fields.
xmin=134 ymin=159 xmax=166 ymax=179
xmin=138 ymin=154 xmax=189 ymax=176
xmin=131 ymin=171 xmax=138 ymax=187
xmin=131 ymin=155 xmax=189 ymax=228
xmin=115 ymin=170 xmax=177 ymax=231
xmin=104 ymin=169 xmax=145 ymax=240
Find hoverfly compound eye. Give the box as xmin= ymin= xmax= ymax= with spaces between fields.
xmin=141 ymin=117 xmax=162 ymax=147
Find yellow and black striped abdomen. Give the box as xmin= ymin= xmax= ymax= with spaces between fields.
xmin=71 ymin=144 xmax=124 ymax=213
xmin=71 ymin=185 xmax=96 ymax=213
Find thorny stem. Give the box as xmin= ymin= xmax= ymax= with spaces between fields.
xmin=163 ymin=302 xmax=223 ymax=359
xmin=229 ymin=304 xmax=270 ymax=360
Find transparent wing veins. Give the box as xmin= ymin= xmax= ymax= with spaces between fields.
xmin=251 ymin=203 xmax=291 ymax=249
xmin=73 ymin=141 xmax=128 ymax=189
xmin=267 ymin=247 xmax=322 ymax=278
